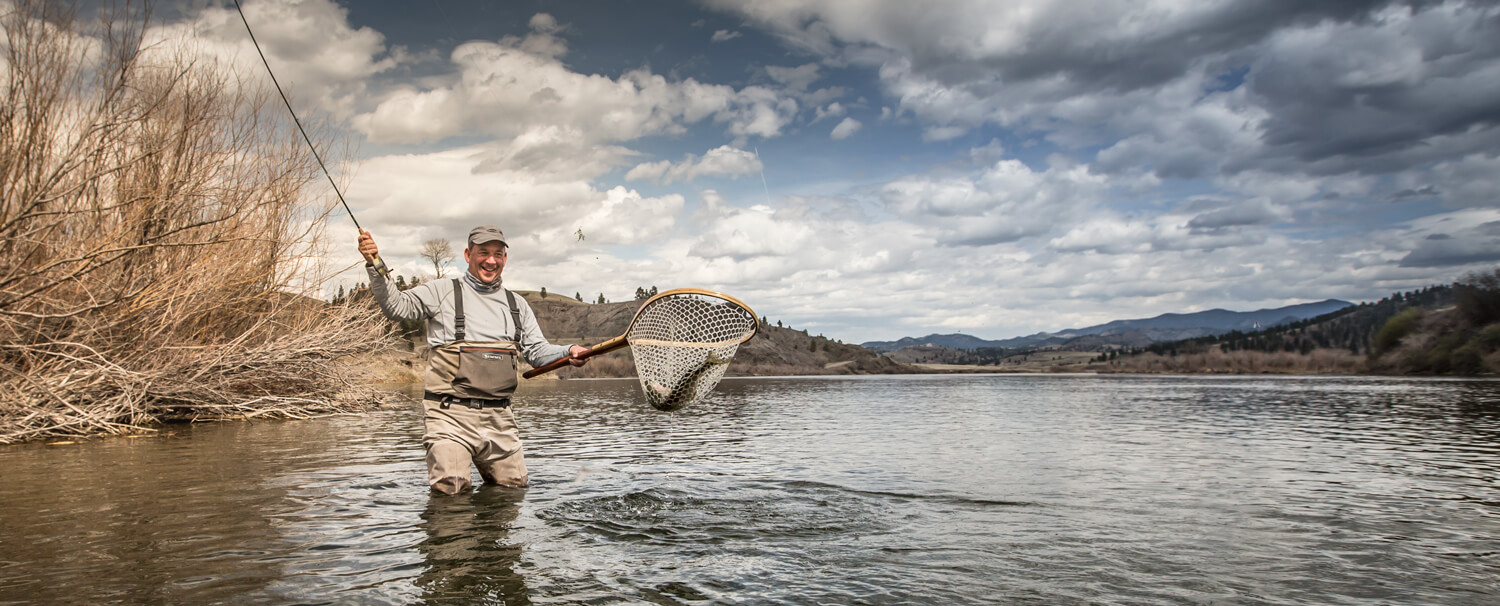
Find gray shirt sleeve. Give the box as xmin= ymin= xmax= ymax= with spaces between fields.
xmin=514 ymin=295 xmax=573 ymax=368
xmin=366 ymin=265 xmax=437 ymax=322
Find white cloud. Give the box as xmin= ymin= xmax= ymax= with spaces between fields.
xmin=625 ymin=145 xmax=763 ymax=184
xmin=708 ymin=0 xmax=1500 ymax=186
xmin=471 ymin=125 xmax=638 ymax=180
xmin=144 ymin=0 xmax=398 ymax=119
xmin=1425 ymin=153 xmax=1500 ymax=209
xmin=1186 ymin=200 xmax=1290 ymax=231
xmin=880 ymin=159 xmax=1109 ymax=247
xmin=1047 ymin=217 xmax=1154 ymax=254
xmin=711 ymin=29 xmax=742 ymax=42
xmin=713 ymin=86 xmax=799 ymax=141
xmin=922 ymin=125 xmax=968 ymax=142
xmin=341 ymin=146 xmax=682 ymax=269
xmin=529 ymin=13 xmax=563 ymax=34
xmin=765 ymin=63 xmax=821 ymax=92
xmin=812 ymin=102 xmax=846 ymax=123
xmin=352 ymin=15 xmax=797 ymax=145
xmin=830 ymin=117 xmax=861 ymax=140
xmin=1396 ymin=209 xmax=1500 ymax=268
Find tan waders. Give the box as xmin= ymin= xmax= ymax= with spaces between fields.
xmin=423 ymin=394 xmax=527 ymax=494
xmin=422 ymin=280 xmax=529 ymax=495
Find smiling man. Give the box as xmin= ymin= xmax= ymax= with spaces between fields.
xmin=359 ymin=225 xmax=588 ymax=494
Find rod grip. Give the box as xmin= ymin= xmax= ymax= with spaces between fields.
xmin=369 ymin=253 xmax=390 ymax=279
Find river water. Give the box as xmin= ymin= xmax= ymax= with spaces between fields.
xmin=1 ymin=374 xmax=1497 ymax=604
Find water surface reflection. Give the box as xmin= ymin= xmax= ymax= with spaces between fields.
xmin=0 ymin=375 xmax=1496 ymax=604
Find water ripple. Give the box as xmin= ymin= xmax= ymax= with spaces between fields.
xmin=0 ymin=375 xmax=1497 ymax=604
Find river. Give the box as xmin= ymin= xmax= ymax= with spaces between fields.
xmin=1 ymin=374 xmax=1497 ymax=604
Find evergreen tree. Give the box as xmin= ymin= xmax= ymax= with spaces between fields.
xmin=575 ymin=292 xmax=583 ymax=302
xmin=541 ymin=287 xmax=548 ymax=298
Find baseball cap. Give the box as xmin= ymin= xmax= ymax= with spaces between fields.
xmin=467 ymin=225 xmax=507 ymax=247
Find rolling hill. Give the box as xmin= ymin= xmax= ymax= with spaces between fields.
xmin=862 ymin=299 xmax=1354 ymax=353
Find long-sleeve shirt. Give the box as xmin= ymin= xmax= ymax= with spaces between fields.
xmin=366 ymin=266 xmax=572 ymax=368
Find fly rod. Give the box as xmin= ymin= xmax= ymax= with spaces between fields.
xmin=231 ymin=0 xmax=389 ymax=278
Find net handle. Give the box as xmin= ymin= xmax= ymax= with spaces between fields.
xmin=522 ymin=335 xmax=627 ymax=379
xmin=520 ymin=288 xmax=758 ymax=379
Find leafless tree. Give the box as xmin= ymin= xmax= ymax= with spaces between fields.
xmin=420 ymin=238 xmax=455 ymax=278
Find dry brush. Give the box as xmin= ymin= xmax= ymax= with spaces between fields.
xmin=0 ymin=1 xmax=392 ymax=443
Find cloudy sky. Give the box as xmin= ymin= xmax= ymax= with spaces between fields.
xmin=156 ymin=0 xmax=1500 ymax=343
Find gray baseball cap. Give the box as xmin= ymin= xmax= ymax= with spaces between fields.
xmin=467 ymin=225 xmax=507 ymax=247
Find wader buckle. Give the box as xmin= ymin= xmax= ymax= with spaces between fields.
xmin=425 ymin=391 xmax=512 ymax=410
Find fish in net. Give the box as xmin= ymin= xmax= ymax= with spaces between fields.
xmin=523 ymin=289 xmax=757 ymax=410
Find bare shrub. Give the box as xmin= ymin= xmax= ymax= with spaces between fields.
xmin=1105 ymin=346 xmax=1364 ymax=375
xmin=0 ymin=1 xmax=392 ymax=443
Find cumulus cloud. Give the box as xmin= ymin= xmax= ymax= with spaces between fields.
xmin=1246 ymin=3 xmax=1500 ymax=174
xmin=1415 ymin=153 xmax=1500 ymax=209
xmin=1397 ymin=211 xmax=1500 ymax=268
xmin=144 ymin=0 xmax=398 ymax=118
xmin=707 ymin=0 xmax=1438 ymax=95
xmin=707 ymin=0 xmax=1500 ymax=185
xmin=880 ymin=159 xmax=1109 ymax=247
xmin=625 ymin=145 xmax=763 ymax=184
xmin=1399 ymin=232 xmax=1500 ymax=268
xmin=471 ymin=126 xmax=638 ymax=180
xmin=352 ymin=14 xmax=797 ymax=145
xmin=1186 ymin=200 xmax=1289 ymax=232
xmin=829 ymin=117 xmax=861 ymax=140
xmin=922 ymin=125 xmax=968 ymax=142
xmin=340 ymin=145 xmax=682 ymax=267
xmin=765 ymin=63 xmax=821 ymax=92
xmin=812 ymin=102 xmax=846 ymax=123
xmin=1047 ymin=217 xmax=1155 ymax=254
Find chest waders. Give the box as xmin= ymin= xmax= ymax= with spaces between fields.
xmin=423 ymin=279 xmax=525 ymax=407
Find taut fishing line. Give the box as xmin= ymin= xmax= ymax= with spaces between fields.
xmin=230 ymin=0 xmax=389 ymax=278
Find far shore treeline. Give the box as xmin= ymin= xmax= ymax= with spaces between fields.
xmin=0 ymin=2 xmax=393 ymax=444
xmin=338 ymin=268 xmax=1500 ymax=384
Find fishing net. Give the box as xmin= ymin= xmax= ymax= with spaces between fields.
xmin=628 ymin=291 xmax=758 ymax=411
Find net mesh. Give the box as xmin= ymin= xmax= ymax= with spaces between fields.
xmin=628 ymin=292 xmax=757 ymax=411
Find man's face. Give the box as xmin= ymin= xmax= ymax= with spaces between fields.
xmin=464 ymin=241 xmax=507 ymax=283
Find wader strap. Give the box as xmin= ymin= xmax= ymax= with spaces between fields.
xmin=452 ymin=278 xmax=466 ymax=341
xmin=504 ymin=289 xmax=522 ymax=342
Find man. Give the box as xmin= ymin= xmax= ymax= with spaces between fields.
xmin=358 ymin=225 xmax=588 ymax=494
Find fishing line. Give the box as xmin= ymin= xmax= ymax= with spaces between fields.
xmin=230 ymin=0 xmax=389 ymax=277
xmin=753 ymin=146 xmax=772 ymax=206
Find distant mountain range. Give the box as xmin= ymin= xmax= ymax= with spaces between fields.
xmin=861 ymin=299 xmax=1355 ymax=353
